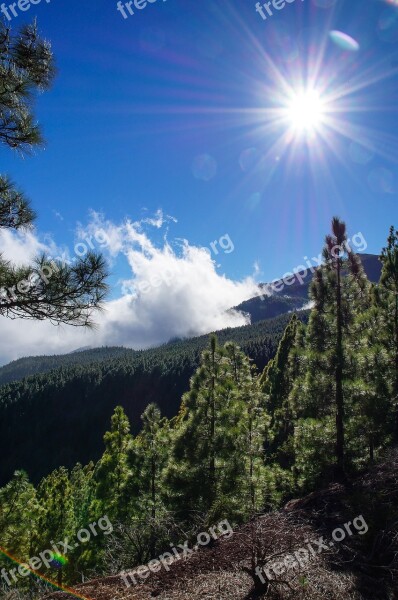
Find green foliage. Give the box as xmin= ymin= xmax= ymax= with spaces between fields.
xmin=126 ymin=404 xmax=170 ymax=521
xmin=0 ymin=176 xmax=35 ymax=229
xmin=0 ymin=20 xmax=55 ymax=153
xmin=93 ymin=407 xmax=132 ymax=521
xmin=261 ymin=315 xmax=302 ymax=464
xmin=70 ymin=462 xmax=95 ymax=529
xmin=36 ymin=467 xmax=73 ymax=546
xmin=1 ymin=220 xmax=397 ymax=593
xmin=290 ymin=218 xmax=371 ymax=484
xmin=379 ymin=226 xmax=398 ymax=439
xmin=0 ymin=21 xmax=108 ymax=326
xmin=260 ymin=315 xmax=305 ymax=501
xmin=34 ymin=467 xmax=74 ymax=585
xmin=0 ymin=471 xmax=38 ymax=557
xmin=293 ymin=417 xmax=335 ymax=489
xmin=0 ymin=347 xmax=134 ymax=386
xmin=165 ymin=338 xmax=270 ymax=523
xmin=0 ymin=312 xmax=307 ymax=486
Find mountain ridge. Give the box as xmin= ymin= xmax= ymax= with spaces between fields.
xmin=0 ymin=254 xmax=381 ymax=385
xmin=234 ymin=252 xmax=381 ymax=323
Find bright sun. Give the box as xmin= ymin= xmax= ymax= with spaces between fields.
xmin=285 ymin=89 xmax=326 ymax=133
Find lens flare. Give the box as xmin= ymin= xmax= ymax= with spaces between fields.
xmin=0 ymin=546 xmax=88 ymax=600
xmin=50 ymin=553 xmax=69 ymax=568
xmin=329 ymin=30 xmax=360 ymax=52
xmin=191 ymin=153 xmax=217 ymax=181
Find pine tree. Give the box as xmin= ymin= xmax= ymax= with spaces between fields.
xmin=0 ymin=20 xmax=108 ymax=325
xmin=291 ymin=218 xmax=370 ymax=484
xmin=124 ymin=404 xmax=170 ymax=556
xmin=93 ymin=406 xmax=132 ymax=521
xmin=36 ymin=467 xmax=74 ymax=586
xmin=70 ymin=462 xmax=95 ymax=531
xmin=261 ymin=315 xmax=301 ymax=467
xmin=0 ymin=470 xmax=38 ymax=559
xmin=260 ymin=315 xmax=305 ymax=500
xmin=66 ymin=462 xmax=96 ymax=581
xmin=166 ymin=337 xmax=268 ymax=522
xmin=223 ymin=342 xmax=269 ymax=516
xmin=379 ymin=226 xmax=398 ymax=440
xmin=347 ymin=282 xmax=392 ymax=464
xmin=165 ymin=336 xmax=225 ymax=516
xmin=127 ymin=404 xmax=169 ymax=521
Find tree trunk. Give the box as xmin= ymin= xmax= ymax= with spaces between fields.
xmin=335 ymin=257 xmax=345 ymax=481
xmin=242 ymin=566 xmax=270 ymax=597
xmin=249 ymin=405 xmax=254 ymax=513
xmin=149 ymin=437 xmax=156 ymax=557
xmin=151 ymin=452 xmax=156 ymax=521
xmin=394 ymin=292 xmax=398 ymax=441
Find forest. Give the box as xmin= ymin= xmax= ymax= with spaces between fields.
xmin=1 ymin=218 xmax=398 ymax=599
xmin=0 ymin=310 xmax=305 ymax=485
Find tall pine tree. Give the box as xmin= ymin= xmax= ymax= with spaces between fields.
xmin=379 ymin=226 xmax=398 ymax=440
xmin=291 ymin=218 xmax=369 ymax=484
xmin=166 ymin=337 xmax=268 ymax=522
xmin=93 ymin=406 xmax=132 ymax=521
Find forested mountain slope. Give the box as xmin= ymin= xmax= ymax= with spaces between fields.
xmin=0 ymin=254 xmax=381 ymax=485
xmin=234 ymin=253 xmax=381 ymax=321
xmin=0 ymin=254 xmax=380 ymax=385
xmin=0 ymin=347 xmax=135 ymax=386
xmin=0 ymin=312 xmax=308 ymax=485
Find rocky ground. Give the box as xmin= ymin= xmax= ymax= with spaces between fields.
xmin=43 ymin=450 xmax=398 ymax=600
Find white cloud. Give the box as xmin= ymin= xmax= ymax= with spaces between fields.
xmin=0 ymin=213 xmax=259 ymax=365
xmin=299 ymin=300 xmax=315 ymax=311
xmin=0 ymin=228 xmax=60 ymax=266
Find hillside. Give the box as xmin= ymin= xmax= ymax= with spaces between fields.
xmin=0 ymin=254 xmax=381 ymax=386
xmin=0 ymin=347 xmax=135 ymax=387
xmin=0 ymin=311 xmax=308 ymax=485
xmin=235 ymin=253 xmax=381 ymax=322
xmin=0 ymin=239 xmax=396 ymax=600
xmin=0 ymin=7 xmax=396 ymax=600
xmin=43 ymin=448 xmax=398 ymax=600
xmin=0 ymin=253 xmax=382 ymax=486
xmin=233 ymin=295 xmax=307 ymax=324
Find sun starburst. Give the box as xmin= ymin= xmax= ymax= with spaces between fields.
xmin=283 ymin=88 xmax=328 ymax=133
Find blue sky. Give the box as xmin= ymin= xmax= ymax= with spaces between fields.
xmin=0 ymin=0 xmax=398 ymax=361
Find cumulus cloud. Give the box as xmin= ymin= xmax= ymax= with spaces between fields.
xmin=0 ymin=212 xmax=259 ymax=365
xmin=0 ymin=228 xmax=60 ymax=267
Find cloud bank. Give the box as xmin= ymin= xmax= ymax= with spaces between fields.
xmin=0 ymin=211 xmax=259 ymax=365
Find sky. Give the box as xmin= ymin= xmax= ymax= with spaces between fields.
xmin=0 ymin=0 xmax=398 ymax=363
